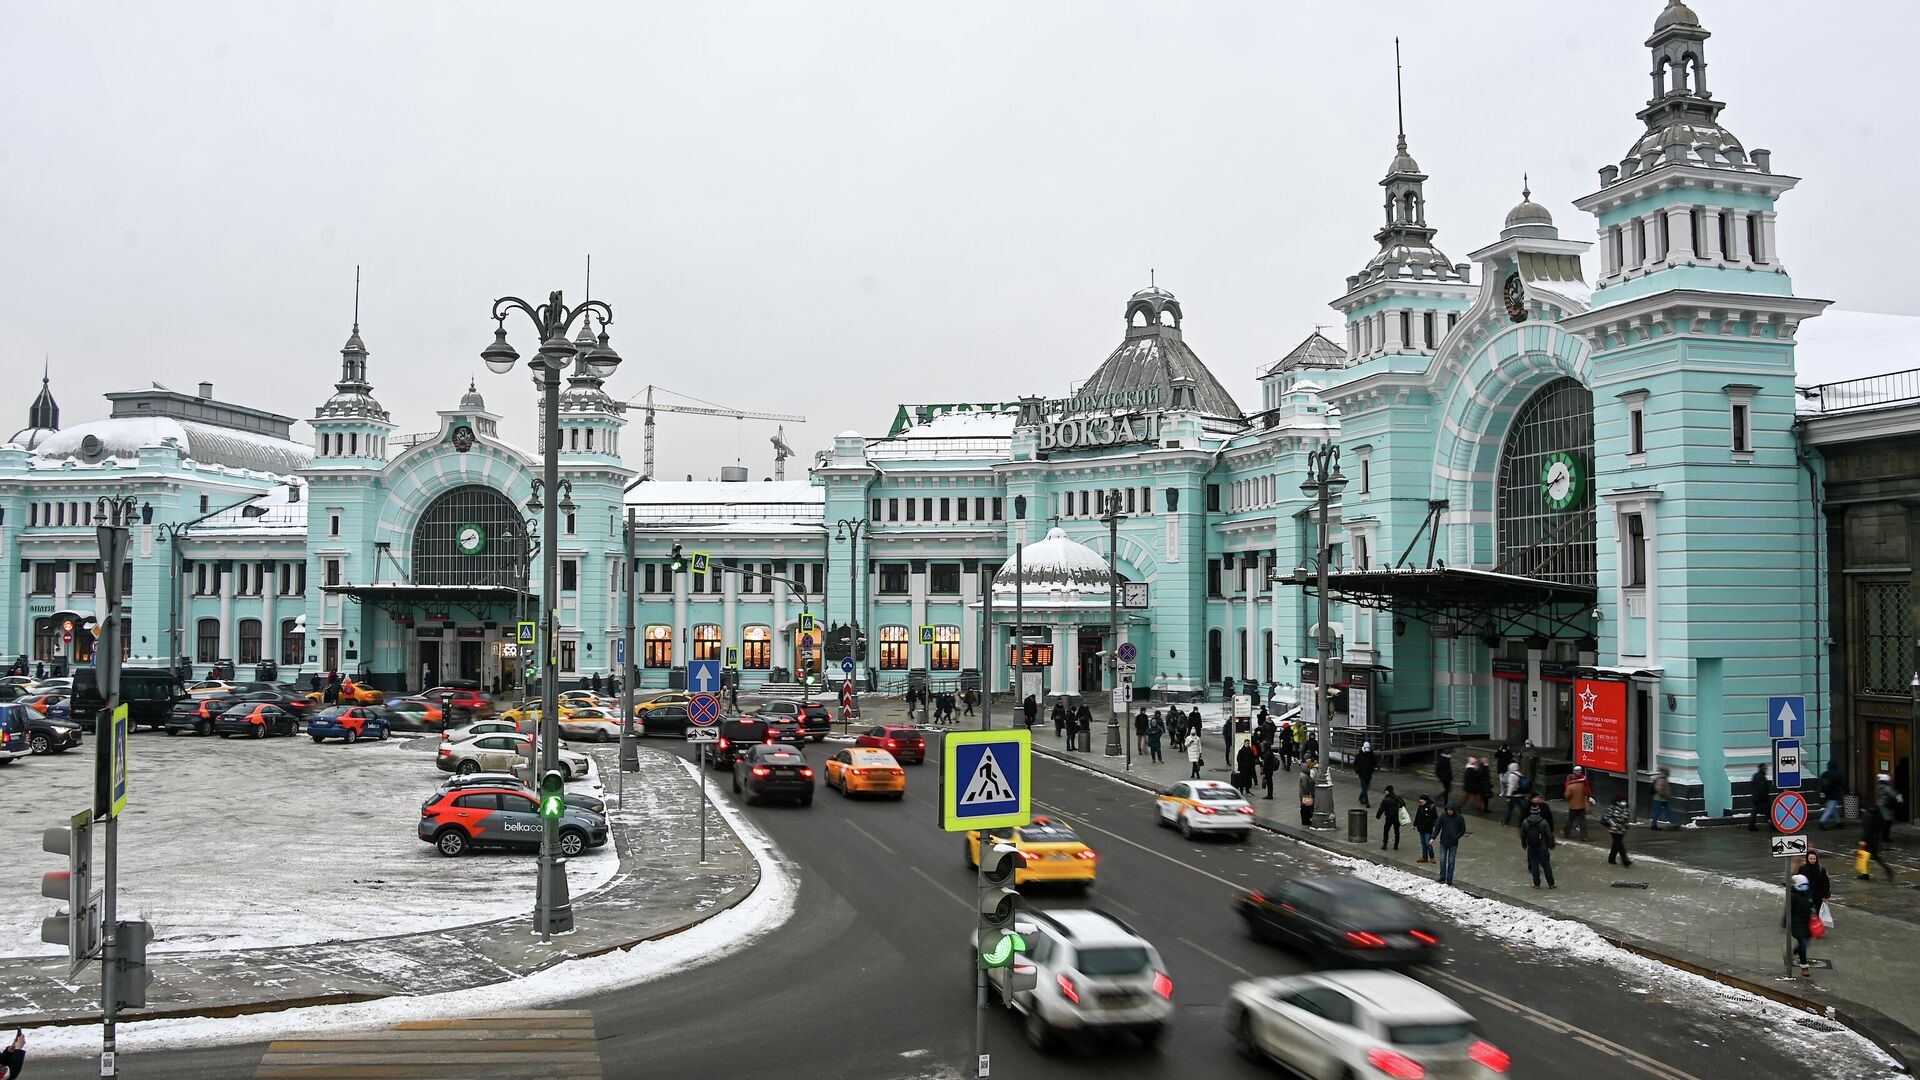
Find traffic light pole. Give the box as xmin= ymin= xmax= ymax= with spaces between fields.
xmin=974 ymin=852 xmax=988 ymax=1074
xmin=96 ymin=501 xmax=132 ymax=1076
xmin=619 ymin=509 xmax=638 ymax=781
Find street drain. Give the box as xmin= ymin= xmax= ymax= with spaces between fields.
xmin=1610 ymin=881 xmax=1650 ymax=889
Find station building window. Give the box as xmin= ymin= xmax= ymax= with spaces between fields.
xmin=879 ymin=625 xmax=910 ymax=670
xmin=742 ymin=625 xmax=772 ymax=670
xmin=930 ymin=625 xmax=961 ymax=671
xmin=693 ymin=624 xmax=722 ymax=661
xmin=644 ymin=625 xmax=673 ymax=668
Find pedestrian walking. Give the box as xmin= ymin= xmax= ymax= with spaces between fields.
xmin=1794 ymin=851 xmax=1831 ymax=907
xmin=1861 ymin=800 xmax=1895 ymax=882
xmin=1186 ymin=730 xmax=1204 ymax=779
xmin=1436 ymin=801 xmax=1467 ymax=884
xmin=1354 ymin=741 xmax=1378 ymax=807
xmin=590 ymin=672 xmax=603 ymax=693
xmin=1075 ymin=705 xmax=1094 ymax=749
xmin=1651 ymin=766 xmax=1677 ymax=830
xmin=1277 ymin=722 xmax=1295 ymax=770
xmin=309 ymin=672 xmax=323 ymax=693
xmin=1414 ymin=794 xmax=1439 ymax=863
xmin=1376 ymin=785 xmax=1405 ymax=851
xmin=1146 ymin=713 xmax=1165 ymax=764
xmin=1876 ymin=772 xmax=1903 ymax=843
xmin=1134 ymin=709 xmax=1149 ymax=754
xmin=1786 ymin=874 xmax=1815 ymax=976
xmin=1603 ymin=792 xmax=1633 ymax=866
xmin=1259 ymin=740 xmax=1279 ymax=800
xmin=1052 ymin=702 xmax=1065 ymax=740
xmin=1 ymin=1030 xmax=24 ymax=1080
xmin=1189 ymin=708 xmax=1205 ymax=752
xmin=1235 ymin=741 xmax=1258 ymax=796
xmin=1748 ymin=763 xmax=1771 ymax=831
xmin=1521 ymin=803 xmax=1557 ymax=888
xmin=1435 ymin=748 xmax=1455 ymax=805
xmin=1023 ymin=695 xmax=1038 ymax=729
xmin=1298 ymin=762 xmax=1317 ymax=827
xmin=1500 ymin=762 xmax=1528 ymax=826
xmin=1223 ymin=713 xmax=1236 ymax=761
xmin=421 ymin=662 xmax=433 ymax=691
xmin=1817 ymin=763 xmax=1846 ymax=829
xmin=1564 ymin=767 xmax=1592 ymax=839
xmin=1462 ymin=756 xmax=1488 ymax=813
xmin=1494 ymin=742 xmax=1513 ymax=777
xmin=728 ymin=682 xmax=740 ymax=714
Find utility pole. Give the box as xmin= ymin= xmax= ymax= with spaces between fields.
xmin=92 ymin=495 xmax=148 ymax=1076
xmin=1013 ymin=543 xmax=1023 ymax=731
xmin=620 ymin=508 xmax=639 ymax=781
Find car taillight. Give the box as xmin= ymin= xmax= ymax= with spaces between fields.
xmin=1074 ymin=850 xmax=1096 ymax=860
xmin=1246 ymin=891 xmax=1265 ymax=905
xmin=1467 ymin=1041 xmax=1509 ymax=1073
xmin=437 ymin=747 xmax=451 ymax=758
xmin=890 ymin=768 xmax=903 ymax=776
xmin=1345 ymin=931 xmax=1389 ymax=949
xmin=1237 ymin=805 xmax=1255 ymax=815
xmin=718 ymin=737 xmax=730 ymax=750
xmin=1151 ymin=972 xmax=1173 ymax=999
xmin=1409 ymin=930 xmax=1439 ymax=946
xmin=751 ymin=766 xmax=771 ymax=777
xmin=1366 ymin=1049 xmax=1425 ymax=1079
xmin=1194 ymin=806 xmax=1216 ymax=814
xmin=884 ymin=739 xmax=897 ymax=749
xmin=800 ymin=767 xmax=813 ymax=778
xmin=1056 ymin=975 xmax=1078 ymax=1004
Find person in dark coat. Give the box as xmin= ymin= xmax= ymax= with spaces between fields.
xmin=1435 ymin=748 xmax=1455 ymax=804
xmin=1603 ymin=792 xmax=1633 ymax=866
xmin=1494 ymin=742 xmax=1513 ymax=777
xmin=310 ymin=672 xmax=323 ymax=693
xmin=1134 ymin=709 xmax=1150 ymax=754
xmin=1354 ymin=741 xmax=1378 ymax=807
xmin=1061 ymin=709 xmax=1077 ymax=752
xmin=1794 ymin=852 xmax=1832 ymax=907
xmin=1375 ymin=785 xmax=1406 ymax=850
xmin=1787 ymin=874 xmax=1815 ymax=976
xmin=1188 ymin=708 xmax=1204 ymax=749
xmin=1297 ymin=764 xmax=1317 ymax=827
xmin=590 ymin=672 xmax=602 ymax=692
xmin=1234 ymin=741 xmax=1258 ymax=796
xmin=1435 ymin=802 xmax=1467 ymax=884
xmin=1052 ymin=701 xmax=1066 ymax=740
xmin=1463 ymin=757 xmax=1489 ymax=813
xmin=1413 ymin=794 xmax=1440 ymax=863
xmin=1075 ymin=705 xmax=1094 ymax=749
xmin=1023 ymin=695 xmax=1038 ymax=729
xmin=1277 ymin=721 xmax=1295 ymax=770
xmin=1818 ymin=763 xmax=1847 ymax=829
xmin=1 ymin=1030 xmax=24 ymax=1080
xmin=1521 ymin=803 xmax=1557 ymax=889
xmin=1259 ymin=739 xmax=1279 ymax=799
xmin=1302 ymin=732 xmax=1320 ymax=763
xmin=1146 ymin=712 xmax=1165 ymax=764
xmin=1749 ymin=763 xmax=1771 ymax=831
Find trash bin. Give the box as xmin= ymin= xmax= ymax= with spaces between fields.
xmin=1078 ymin=729 xmax=1092 ymax=752
xmin=1844 ymin=794 xmax=1860 ymax=821
xmin=1348 ymin=808 xmax=1368 ymax=843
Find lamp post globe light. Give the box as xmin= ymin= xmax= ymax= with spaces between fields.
xmin=833 ymin=518 xmax=870 ymax=681
xmin=479 ymin=290 xmax=620 ymax=941
xmin=1303 ymin=444 xmax=1346 ymax=829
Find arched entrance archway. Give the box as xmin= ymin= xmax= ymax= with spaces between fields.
xmin=1496 ymin=377 xmax=1596 ymax=586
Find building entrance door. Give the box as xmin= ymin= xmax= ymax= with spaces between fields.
xmin=459 ymin=640 xmax=483 ymax=683
xmin=1868 ymin=721 xmax=1912 ymax=824
xmin=1079 ymin=633 xmax=1103 ymax=692
xmin=417 ymin=641 xmax=441 ymax=691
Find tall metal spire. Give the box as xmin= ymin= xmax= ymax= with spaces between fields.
xmin=1394 ymin=37 xmax=1406 ymax=152
xmin=352 ymin=264 xmax=361 ymax=333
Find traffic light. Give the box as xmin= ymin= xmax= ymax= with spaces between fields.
xmin=42 ymin=811 xmax=100 ymax=970
xmin=539 ymin=768 xmax=566 ymax=820
xmin=977 ymin=840 xmax=1026 ymax=933
xmin=669 ymin=543 xmax=685 ymax=573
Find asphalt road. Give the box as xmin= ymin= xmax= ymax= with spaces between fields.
xmin=26 ymin=733 xmax=1894 ymax=1080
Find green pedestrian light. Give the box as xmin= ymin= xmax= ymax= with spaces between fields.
xmin=980 ymin=929 xmax=1026 ymax=968
xmin=539 ymin=769 xmax=566 ymax=820
xmin=669 ymin=543 xmax=685 ymax=573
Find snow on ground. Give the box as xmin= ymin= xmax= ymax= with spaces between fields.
xmin=27 ymin=756 xmax=797 ymax=1057
xmin=0 ymin=730 xmax=617 ymax=957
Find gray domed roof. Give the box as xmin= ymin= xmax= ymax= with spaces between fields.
xmin=460 ymin=378 xmax=486 ymax=410
xmin=1654 ymin=0 xmax=1700 ymax=31
xmin=992 ymin=528 xmax=1114 ymax=596
xmin=1504 ymin=187 xmax=1553 ymax=231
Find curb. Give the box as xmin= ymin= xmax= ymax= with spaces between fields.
xmin=1033 ymin=743 xmax=1919 ymax=1074
xmin=10 ymin=766 xmax=762 ymax=1032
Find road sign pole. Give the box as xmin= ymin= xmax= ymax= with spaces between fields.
xmin=699 ymin=744 xmax=708 ymax=864
xmin=973 ymin=847 xmax=988 ymax=1077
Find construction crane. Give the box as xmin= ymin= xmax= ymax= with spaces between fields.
xmin=770 ymin=426 xmax=795 ymax=481
xmin=631 ymin=385 xmax=805 ymax=481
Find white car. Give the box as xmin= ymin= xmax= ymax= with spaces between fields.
xmin=1153 ymin=779 xmax=1256 ymax=839
xmin=558 ymin=708 xmax=624 ymax=742
xmin=185 ymin=680 xmax=240 ymax=697
xmin=435 ymin=732 xmax=590 ymax=780
xmin=1225 ymin=970 xmax=1511 ymax=1078
xmin=985 ymin=908 xmax=1174 ymax=1051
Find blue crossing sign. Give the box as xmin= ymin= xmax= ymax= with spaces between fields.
xmin=941 ymin=729 xmax=1031 ymax=832
xmin=689 ymin=658 xmax=722 ymax=695
xmin=1768 ymin=696 xmax=1806 ymax=739
xmin=517 ymin=621 xmax=537 ymax=646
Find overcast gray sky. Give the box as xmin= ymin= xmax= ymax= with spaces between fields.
xmin=4 ymin=1 xmax=1912 ymax=479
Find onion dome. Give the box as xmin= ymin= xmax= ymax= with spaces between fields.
xmin=459 ymin=378 xmax=486 ymax=410
xmin=992 ymin=528 xmax=1116 ymax=596
xmin=1654 ymin=0 xmax=1699 ymax=31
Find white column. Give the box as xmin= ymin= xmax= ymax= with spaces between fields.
xmin=1699 ymin=210 xmax=1722 ymax=261
xmin=1241 ymin=562 xmax=1257 ymax=685
xmin=53 ymin=565 xmax=68 ymax=620
xmin=1665 ymin=207 xmax=1693 ymax=262
xmin=721 ymin=565 xmax=738 ymax=666
xmin=1629 ymin=218 xmax=1646 ymax=267
xmin=672 ymin=568 xmax=689 ymax=671
xmin=1220 ymin=557 xmax=1236 ymax=686
xmin=261 ymin=562 xmax=276 ymax=669
xmin=1759 ymin=211 xmax=1779 ymax=266
xmin=1601 ymin=227 xmax=1619 ymax=277
xmin=1347 ymin=323 xmax=1360 ymax=360
xmin=219 ymin=571 xmax=235 ymax=665
xmin=1385 ymin=309 xmax=1404 ymax=350
xmin=1726 ymin=209 xmax=1750 ymax=263
xmin=771 ymin=574 xmax=788 ymax=672
xmin=1052 ymin=623 xmax=1070 ymax=696
xmin=960 ymin=568 xmax=979 ymax=671
xmin=908 ymin=567 xmax=928 ymax=669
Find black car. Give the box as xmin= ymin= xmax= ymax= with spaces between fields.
xmin=1236 ymin=876 xmax=1443 ymax=967
xmin=21 ymin=707 xmax=84 ymax=754
xmin=71 ymin=666 xmax=182 ymax=730
xmin=164 ymin=694 xmax=236 ymax=736
xmin=759 ymin=700 xmax=832 ymax=742
xmin=235 ymin=690 xmax=314 ymax=719
xmin=713 ymin=719 xmax=771 ymax=768
xmin=764 ymin=717 xmax=807 ymax=749
xmin=732 ymin=743 xmax=815 ymax=806
xmin=213 ymin=703 xmax=299 ymax=738
xmin=640 ymin=703 xmax=691 ymax=738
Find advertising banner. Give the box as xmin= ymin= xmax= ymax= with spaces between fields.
xmin=1573 ymin=677 xmax=1628 ymax=773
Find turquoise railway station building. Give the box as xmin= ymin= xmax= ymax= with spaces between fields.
xmin=0 ymin=1 xmax=1914 ymax=817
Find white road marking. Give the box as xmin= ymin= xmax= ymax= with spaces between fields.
xmin=845 ymin=820 xmax=896 ymax=855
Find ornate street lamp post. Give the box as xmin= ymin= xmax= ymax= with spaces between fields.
xmin=833 ymin=518 xmax=869 ymax=688
xmin=1300 ymin=445 xmax=1348 ymax=829
xmin=481 ymin=290 xmax=620 ymax=940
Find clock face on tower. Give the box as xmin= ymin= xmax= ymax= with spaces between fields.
xmin=1503 ymin=272 xmax=1527 ymax=323
xmin=1540 ymin=452 xmax=1582 ymax=511
xmin=454 ymin=523 xmax=488 ymax=556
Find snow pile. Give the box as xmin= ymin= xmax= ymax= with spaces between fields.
xmin=27 ymin=758 xmax=797 ymax=1057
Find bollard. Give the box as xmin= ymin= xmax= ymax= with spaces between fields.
xmin=1348 ymin=807 xmax=1368 ymax=843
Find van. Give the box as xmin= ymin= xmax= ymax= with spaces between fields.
xmin=70 ymin=666 xmax=184 ymax=730
xmin=0 ymin=705 xmax=31 ymax=763
xmin=713 ymin=719 xmax=770 ymax=768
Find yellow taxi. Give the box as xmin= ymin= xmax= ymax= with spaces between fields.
xmin=304 ymin=679 xmax=384 ymax=705
xmin=823 ymin=747 xmax=905 ymax=799
xmin=965 ymin=817 xmax=1096 ymax=889
xmin=1153 ymin=779 xmax=1256 ymax=840
xmin=186 ymin=680 xmax=240 ymax=697
xmin=632 ymin=691 xmax=693 ymax=718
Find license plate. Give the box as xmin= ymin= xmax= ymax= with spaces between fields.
xmin=1048 ymin=853 xmax=1076 ymax=861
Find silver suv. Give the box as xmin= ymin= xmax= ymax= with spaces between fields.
xmin=986 ymin=908 xmax=1174 ymax=1051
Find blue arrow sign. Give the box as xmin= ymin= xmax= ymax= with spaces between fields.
xmin=840 ymin=656 xmax=855 ymax=675
xmin=689 ymin=659 xmax=721 ymax=695
xmin=1768 ymin=696 xmax=1805 ymax=739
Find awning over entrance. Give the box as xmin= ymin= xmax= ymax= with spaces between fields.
xmin=1288 ymin=566 xmax=1596 ymax=641
xmin=323 ymin=583 xmax=534 ymax=622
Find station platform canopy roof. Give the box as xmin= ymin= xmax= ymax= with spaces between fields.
xmin=1283 ymin=565 xmax=1596 ymax=641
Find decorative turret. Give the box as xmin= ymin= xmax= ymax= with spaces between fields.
xmin=9 ymin=363 xmax=60 ymax=450
xmin=309 ymin=267 xmax=397 ymax=465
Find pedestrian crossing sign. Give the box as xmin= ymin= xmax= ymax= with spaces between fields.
xmin=941 ymin=729 xmax=1030 ymax=832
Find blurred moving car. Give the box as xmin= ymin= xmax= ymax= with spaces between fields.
xmin=1235 ymin=877 xmax=1443 ymax=967
xmin=383 ymin=699 xmax=449 ymax=732
xmin=758 ymin=699 xmax=832 ymax=742
xmin=19 ymin=692 xmax=71 ymax=719
xmin=214 ymin=703 xmax=299 ymax=738
xmin=462 ymin=719 xmax=532 ymax=739
xmin=417 ymin=783 xmax=607 ymax=858
xmin=854 ymin=725 xmax=925 ymax=765
xmin=732 ymin=743 xmax=815 ymax=806
xmin=983 ymin=908 xmax=1173 ymax=1051
xmin=233 ymin=689 xmax=314 ymax=719
xmin=435 ymin=772 xmax=606 ymax=816
xmin=306 ymin=679 xmax=385 ymax=705
xmin=1225 ymin=970 xmax=1508 ymax=1078
xmin=631 ymin=691 xmax=692 ymax=718
xmin=638 ymin=702 xmax=690 ymax=738
xmin=309 ymin=705 xmax=392 ymax=744
xmin=824 ymin=747 xmax=904 ymax=798
xmin=1154 ymin=779 xmax=1256 ymax=840
xmin=187 ymin=680 xmax=242 ymax=698
xmin=437 ymin=732 xmax=589 ymax=779
xmin=557 ymin=708 xmax=624 ymax=742
xmin=966 ymin=818 xmax=1097 ymax=889
xmin=0 ymin=705 xmax=36 ymax=764
xmin=421 ymin=687 xmax=493 ymax=719
xmin=20 ymin=706 xmax=84 ymax=753
xmin=164 ymin=695 xmax=234 ymax=736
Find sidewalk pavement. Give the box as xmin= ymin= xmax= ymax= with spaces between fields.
xmin=0 ymin=743 xmax=756 ymax=1028
xmin=916 ymin=701 xmax=1920 ymax=1069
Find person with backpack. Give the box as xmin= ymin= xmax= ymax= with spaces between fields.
xmin=1413 ymin=793 xmax=1439 ymax=863
xmin=1375 ymin=785 xmax=1406 ymax=851
xmin=1353 ymin=741 xmax=1378 ymax=807
xmin=1435 ymin=801 xmax=1467 ymax=884
xmin=1521 ymin=803 xmax=1557 ymax=889
xmin=1603 ymin=792 xmax=1633 ymax=866
xmin=1501 ymin=762 xmax=1528 ymax=826
xmin=1563 ymin=767 xmax=1593 ymax=840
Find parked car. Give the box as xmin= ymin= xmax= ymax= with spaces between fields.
xmin=164 ymin=695 xmax=234 ymax=736
xmin=631 ymin=691 xmax=692 ymax=718
xmin=213 ymin=703 xmax=299 ymax=738
xmin=20 ymin=706 xmax=84 ymax=754
xmin=1225 ymin=970 xmax=1508 ymax=1078
xmin=731 ymin=743 xmax=815 ymax=806
xmin=71 ymin=666 xmax=182 ymax=730
xmin=18 ymin=692 xmax=70 ymax=719
xmin=308 ymin=705 xmax=392 ymax=744
xmin=758 ymin=699 xmax=832 ymax=742
xmin=1235 ymin=876 xmax=1443 ymax=967
xmin=435 ymin=772 xmax=606 ymax=816
xmin=0 ymin=705 xmax=36 ymax=764
xmin=417 ymin=783 xmax=607 ymax=858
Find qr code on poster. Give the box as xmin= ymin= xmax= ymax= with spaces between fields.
xmin=1580 ymin=733 xmax=1595 ymax=753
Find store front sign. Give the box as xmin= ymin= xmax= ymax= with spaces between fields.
xmin=1036 ymin=412 xmax=1162 ymax=451
xmin=1573 ymin=677 xmax=1627 ymax=773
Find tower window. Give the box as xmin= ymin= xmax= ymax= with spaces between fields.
xmin=1691 ymin=209 xmax=1705 ymax=254
xmin=1718 ymin=213 xmax=1734 ymax=261
xmin=1731 ymin=401 xmax=1751 ymax=454
xmin=1629 ymin=405 xmax=1646 ymax=456
xmin=1748 ymin=215 xmax=1763 ymax=263
xmin=1398 ymin=310 xmax=1412 ymax=347
xmin=1626 ymin=513 xmax=1648 ymax=587
xmin=1423 ymin=312 xmax=1437 ymax=350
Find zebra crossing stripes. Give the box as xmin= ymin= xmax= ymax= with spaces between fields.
xmin=253 ymin=1009 xmax=602 ymax=1079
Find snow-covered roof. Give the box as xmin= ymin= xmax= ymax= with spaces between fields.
xmin=626 ymin=481 xmax=823 ymax=506
xmin=992 ymin=527 xmax=1114 ymax=596
xmin=190 ymin=482 xmax=311 ymax=537
xmin=29 ymin=415 xmax=311 ymax=475
xmin=626 ymin=480 xmax=824 ymax=527
xmin=1794 ymin=310 xmax=1920 ymax=388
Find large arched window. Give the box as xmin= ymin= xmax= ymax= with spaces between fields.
xmin=280 ymin=619 xmax=304 ymax=666
xmin=930 ymin=625 xmax=961 ymax=671
xmin=411 ymin=485 xmax=531 ymax=588
xmin=644 ymin=625 xmax=673 ymax=668
xmin=197 ymin=618 xmax=221 ymax=663
xmin=693 ymin=624 xmax=722 ymax=662
xmin=741 ymin=625 xmax=771 ymax=670
xmin=879 ymin=625 xmax=910 ymax=671
xmin=238 ymin=619 xmax=262 ymax=665
xmin=1496 ymin=377 xmax=1596 ymax=587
